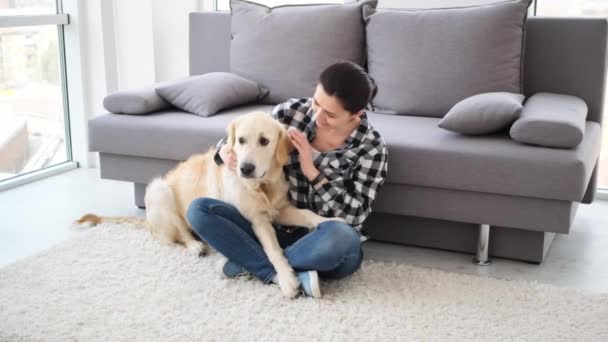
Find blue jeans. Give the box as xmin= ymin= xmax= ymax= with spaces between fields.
xmin=186 ymin=197 xmax=363 ymax=284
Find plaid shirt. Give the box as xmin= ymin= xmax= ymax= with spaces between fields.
xmin=272 ymin=98 xmax=388 ymax=239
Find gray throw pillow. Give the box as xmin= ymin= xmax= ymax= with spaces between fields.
xmin=510 ymin=92 xmax=588 ymax=149
xmin=229 ymin=0 xmax=377 ymax=104
xmin=155 ymin=72 xmax=268 ymax=117
xmin=438 ymin=92 xmax=525 ymax=135
xmin=103 ymin=87 xmax=171 ymax=115
xmin=363 ymin=0 xmax=532 ymax=117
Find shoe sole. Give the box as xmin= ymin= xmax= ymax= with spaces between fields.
xmin=221 ymin=260 xmax=251 ymax=279
xmin=309 ymin=271 xmax=321 ymax=299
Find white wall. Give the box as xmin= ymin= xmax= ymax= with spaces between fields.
xmin=151 ymin=0 xmax=200 ymax=82
xmin=80 ymin=0 xmax=106 ymax=115
xmin=90 ymin=0 xmax=209 ymax=93
xmin=378 ymin=0 xmax=510 ymax=8
xmin=113 ymin=0 xmax=156 ymax=89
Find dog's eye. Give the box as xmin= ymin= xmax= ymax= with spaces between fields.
xmin=259 ymin=137 xmax=269 ymax=146
xmin=238 ymin=137 xmax=245 ymax=145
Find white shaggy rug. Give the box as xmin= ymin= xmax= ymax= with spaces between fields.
xmin=1 ymin=224 xmax=607 ymax=342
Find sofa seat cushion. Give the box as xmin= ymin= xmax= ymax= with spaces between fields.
xmin=367 ymin=112 xmax=601 ymax=202
xmin=88 ymin=105 xmax=274 ymax=161
xmin=89 ymin=105 xmax=600 ymax=202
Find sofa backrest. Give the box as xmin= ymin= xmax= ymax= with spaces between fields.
xmin=189 ymin=12 xmax=231 ymax=77
xmin=523 ymin=18 xmax=606 ymax=125
xmin=189 ymin=12 xmax=606 ymax=124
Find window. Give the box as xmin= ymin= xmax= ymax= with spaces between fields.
xmin=0 ymin=0 xmax=72 ymax=186
xmin=0 ymin=0 xmax=56 ymax=14
xmin=536 ymin=0 xmax=608 ymax=17
xmin=535 ymin=0 xmax=608 ymax=189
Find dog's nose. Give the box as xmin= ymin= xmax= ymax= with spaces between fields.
xmin=240 ymin=163 xmax=256 ymax=177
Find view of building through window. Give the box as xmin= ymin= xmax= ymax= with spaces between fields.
xmin=0 ymin=0 xmax=67 ymax=182
xmin=0 ymin=0 xmax=56 ymax=14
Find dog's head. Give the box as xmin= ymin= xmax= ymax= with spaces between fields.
xmin=226 ymin=111 xmax=292 ymax=180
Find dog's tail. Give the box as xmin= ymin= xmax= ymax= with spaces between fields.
xmin=73 ymin=213 xmax=146 ymax=229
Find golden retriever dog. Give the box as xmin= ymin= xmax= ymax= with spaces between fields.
xmin=74 ymin=111 xmax=342 ymax=298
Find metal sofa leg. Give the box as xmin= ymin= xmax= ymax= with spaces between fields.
xmin=473 ymin=223 xmax=492 ymax=266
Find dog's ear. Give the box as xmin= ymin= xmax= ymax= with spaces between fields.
xmin=226 ymin=117 xmax=239 ymax=153
xmin=275 ymin=125 xmax=293 ymax=166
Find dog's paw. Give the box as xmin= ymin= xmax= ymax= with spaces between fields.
xmin=277 ymin=270 xmax=300 ymax=299
xmin=186 ymin=240 xmax=207 ymax=257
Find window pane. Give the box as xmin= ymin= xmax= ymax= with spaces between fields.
xmin=217 ymin=0 xmax=343 ymax=11
xmin=0 ymin=0 xmax=57 ymax=15
xmin=537 ymin=0 xmax=608 ymax=188
xmin=0 ymin=25 xmax=67 ymax=182
xmin=537 ymin=0 xmax=608 ymax=17
xmin=378 ymin=0 xmax=509 ymax=8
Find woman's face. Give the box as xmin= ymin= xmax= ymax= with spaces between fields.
xmin=311 ymin=84 xmax=361 ymax=130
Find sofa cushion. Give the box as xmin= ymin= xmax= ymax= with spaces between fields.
xmin=229 ymin=0 xmax=377 ymax=104
xmin=103 ymin=87 xmax=172 ymax=115
xmin=155 ymin=72 xmax=268 ymax=117
xmin=510 ymin=92 xmax=588 ymax=149
xmin=438 ymin=92 xmax=525 ymax=135
xmin=364 ymin=0 xmax=531 ymax=117
xmin=89 ymin=105 xmax=274 ymax=161
xmin=367 ymin=111 xmax=600 ymax=202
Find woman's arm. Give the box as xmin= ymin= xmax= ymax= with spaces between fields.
xmin=311 ymin=143 xmax=388 ymax=226
xmin=288 ymin=125 xmax=388 ymax=226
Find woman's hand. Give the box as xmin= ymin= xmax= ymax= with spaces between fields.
xmin=288 ymin=128 xmax=320 ymax=180
xmin=219 ymin=144 xmax=237 ymax=173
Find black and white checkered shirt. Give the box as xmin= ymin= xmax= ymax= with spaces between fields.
xmin=271 ymin=98 xmax=388 ymax=239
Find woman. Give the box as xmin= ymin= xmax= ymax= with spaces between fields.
xmin=186 ymin=61 xmax=388 ymax=298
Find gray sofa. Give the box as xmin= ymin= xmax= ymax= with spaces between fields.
xmin=88 ymin=11 xmax=607 ymax=264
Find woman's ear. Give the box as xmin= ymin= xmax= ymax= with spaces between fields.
xmin=275 ymin=126 xmax=293 ymax=165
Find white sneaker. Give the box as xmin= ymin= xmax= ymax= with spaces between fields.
xmin=297 ymin=270 xmax=321 ymax=298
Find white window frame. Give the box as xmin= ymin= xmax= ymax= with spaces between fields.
xmin=0 ymin=14 xmax=68 ymax=27
xmin=0 ymin=0 xmax=80 ymax=192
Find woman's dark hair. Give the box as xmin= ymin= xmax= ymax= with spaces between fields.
xmin=319 ymin=61 xmax=378 ymax=114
